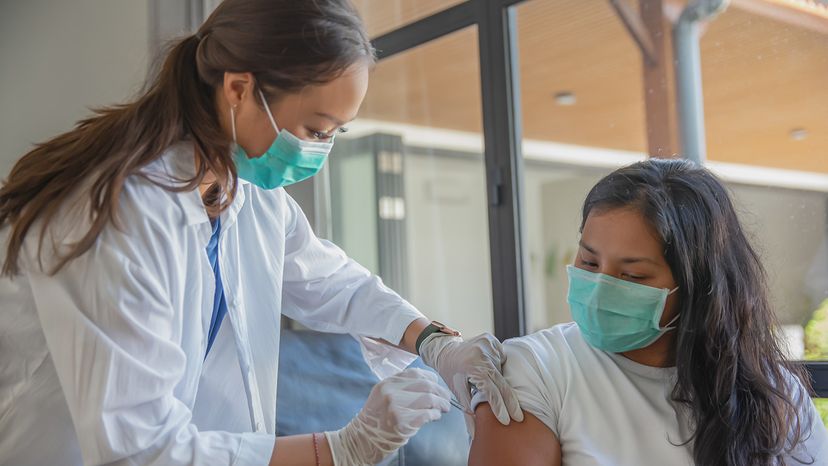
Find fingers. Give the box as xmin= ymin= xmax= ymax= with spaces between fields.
xmin=391 ymin=369 xmax=452 ymax=399
xmin=394 ymin=367 xmax=439 ymax=383
xmin=468 ymin=367 xmax=523 ymax=425
xmin=376 ymin=367 xmax=452 ymax=411
xmin=406 ymin=408 xmax=444 ymax=429
xmin=486 ymin=369 xmax=524 ymax=422
xmin=469 ymin=371 xmax=510 ymax=425
xmin=406 ymin=392 xmax=451 ymax=413
xmin=458 ymin=334 xmax=523 ymax=424
xmin=469 ymin=333 xmax=506 ymax=360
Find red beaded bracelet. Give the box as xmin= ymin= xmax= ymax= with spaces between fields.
xmin=312 ymin=432 xmax=321 ymax=466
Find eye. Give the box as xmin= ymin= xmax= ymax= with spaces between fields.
xmin=309 ymin=130 xmax=333 ymax=141
xmin=580 ymin=259 xmax=598 ymax=268
xmin=621 ymin=272 xmax=647 ymax=281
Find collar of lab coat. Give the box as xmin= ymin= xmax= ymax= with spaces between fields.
xmin=148 ymin=141 xmax=249 ymax=233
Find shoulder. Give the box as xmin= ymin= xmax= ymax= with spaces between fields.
xmin=494 ymin=323 xmax=588 ymax=435
xmin=239 ymin=182 xmax=291 ymax=221
xmin=503 ymin=322 xmax=588 ymax=375
xmin=105 ymin=144 xmax=199 ymax=252
xmin=20 ymin=143 xmax=196 ymax=274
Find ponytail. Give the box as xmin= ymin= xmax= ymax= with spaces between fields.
xmin=0 ymin=33 xmax=232 ymax=276
xmin=0 ymin=0 xmax=374 ymax=276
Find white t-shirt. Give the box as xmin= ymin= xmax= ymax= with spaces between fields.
xmin=475 ymin=323 xmax=827 ymax=465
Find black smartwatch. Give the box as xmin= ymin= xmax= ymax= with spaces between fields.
xmin=415 ymin=320 xmax=461 ymax=355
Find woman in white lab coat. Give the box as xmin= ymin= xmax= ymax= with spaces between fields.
xmin=0 ymin=1 xmax=522 ymax=465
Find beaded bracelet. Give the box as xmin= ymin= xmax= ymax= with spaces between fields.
xmin=312 ymin=432 xmax=321 ymax=466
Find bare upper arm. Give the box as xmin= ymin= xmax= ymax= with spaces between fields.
xmin=468 ymin=402 xmax=561 ymax=466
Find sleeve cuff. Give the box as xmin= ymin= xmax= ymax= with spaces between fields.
xmin=232 ymin=432 xmax=276 ymax=466
xmin=384 ymin=305 xmax=424 ymax=346
xmin=357 ymin=305 xmax=424 ymax=380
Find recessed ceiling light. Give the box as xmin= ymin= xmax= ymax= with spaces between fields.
xmin=790 ymin=128 xmax=808 ymax=141
xmin=554 ymin=91 xmax=576 ymax=106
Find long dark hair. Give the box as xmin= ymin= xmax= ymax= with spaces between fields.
xmin=581 ymin=158 xmax=813 ymax=465
xmin=0 ymin=0 xmax=374 ymax=276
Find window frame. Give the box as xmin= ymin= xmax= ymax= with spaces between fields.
xmin=369 ymin=0 xmax=826 ymax=395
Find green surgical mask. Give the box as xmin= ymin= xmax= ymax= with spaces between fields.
xmin=231 ymin=90 xmax=333 ymax=190
xmin=566 ymin=264 xmax=679 ymax=353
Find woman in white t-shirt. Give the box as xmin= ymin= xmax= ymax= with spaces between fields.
xmin=470 ymin=159 xmax=827 ymax=466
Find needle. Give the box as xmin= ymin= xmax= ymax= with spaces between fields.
xmin=450 ymin=398 xmax=474 ymax=415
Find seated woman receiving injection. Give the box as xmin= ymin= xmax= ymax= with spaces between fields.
xmin=470 ymin=159 xmax=827 ymax=466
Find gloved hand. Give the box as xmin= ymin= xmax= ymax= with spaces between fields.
xmin=324 ymin=368 xmax=451 ymax=466
xmin=418 ymin=333 xmax=523 ymax=433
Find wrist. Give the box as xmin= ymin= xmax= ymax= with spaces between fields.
xmin=325 ymin=422 xmax=372 ymax=466
xmin=324 ymin=430 xmax=346 ymax=466
xmin=328 ymin=414 xmax=400 ymax=466
xmin=418 ymin=332 xmax=463 ymax=370
xmin=415 ymin=321 xmax=461 ymax=355
xmin=316 ymin=433 xmax=334 ymax=466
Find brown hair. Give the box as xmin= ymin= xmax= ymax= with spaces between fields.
xmin=0 ymin=0 xmax=374 ymax=276
xmin=583 ymin=159 xmax=814 ymax=465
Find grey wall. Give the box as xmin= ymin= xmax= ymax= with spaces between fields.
xmin=0 ymin=0 xmax=152 ymax=177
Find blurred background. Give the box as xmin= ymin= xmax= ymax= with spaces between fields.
xmin=2 ymin=0 xmax=827 ymax=423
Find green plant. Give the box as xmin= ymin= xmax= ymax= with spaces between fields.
xmin=814 ymin=399 xmax=828 ymax=428
xmin=804 ymin=300 xmax=828 ymax=427
xmin=804 ymin=299 xmax=828 ymax=361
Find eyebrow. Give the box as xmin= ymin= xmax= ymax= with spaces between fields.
xmin=578 ymin=240 xmax=659 ymax=265
xmin=315 ymin=112 xmax=356 ymax=127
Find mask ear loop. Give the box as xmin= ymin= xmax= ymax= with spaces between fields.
xmin=258 ymin=89 xmax=280 ymax=134
xmin=662 ymin=287 xmax=681 ymax=329
xmin=663 ymin=313 xmax=681 ymax=328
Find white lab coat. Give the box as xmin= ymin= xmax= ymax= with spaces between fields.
xmin=0 ymin=142 xmax=423 ymax=466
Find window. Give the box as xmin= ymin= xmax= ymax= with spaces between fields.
xmin=326 ymin=27 xmax=496 ymax=337
xmin=512 ymin=0 xmax=650 ymax=332
xmin=352 ymin=0 xmax=467 ymax=37
xmin=696 ymin=6 xmax=828 ymax=365
xmin=305 ymin=0 xmax=828 ymax=409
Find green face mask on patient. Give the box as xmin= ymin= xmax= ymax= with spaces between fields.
xmin=566 ymin=264 xmax=679 ymax=353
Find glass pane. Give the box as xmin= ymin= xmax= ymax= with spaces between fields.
xmin=328 ymin=27 xmax=494 ymax=337
xmin=699 ymin=7 xmax=828 ymax=361
xmin=514 ymin=0 xmax=648 ymax=332
xmin=514 ymin=1 xmax=828 ymax=362
xmin=351 ymin=0 xmax=467 ymax=37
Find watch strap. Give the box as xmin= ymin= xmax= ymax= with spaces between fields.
xmin=415 ymin=320 xmax=461 ymax=355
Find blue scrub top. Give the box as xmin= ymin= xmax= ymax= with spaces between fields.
xmin=205 ymin=217 xmax=227 ymax=357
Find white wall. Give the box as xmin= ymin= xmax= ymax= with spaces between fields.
xmin=404 ymin=152 xmax=494 ymax=338
xmin=730 ymin=184 xmax=827 ymax=324
xmin=0 ymin=0 xmax=151 ymax=177
xmin=523 ymin=167 xmax=605 ymax=332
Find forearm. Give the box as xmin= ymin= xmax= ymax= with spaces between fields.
xmin=269 ymin=433 xmax=334 ymax=466
xmin=398 ymin=317 xmax=431 ymax=354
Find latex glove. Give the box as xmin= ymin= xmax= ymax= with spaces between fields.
xmin=325 ymin=368 xmax=451 ymax=466
xmin=419 ymin=333 xmax=524 ymax=430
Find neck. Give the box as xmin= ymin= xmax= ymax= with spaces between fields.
xmin=620 ymin=332 xmax=676 ymax=367
xmin=199 ymin=172 xmax=217 ymax=197
xmin=192 ymin=142 xmax=218 ymax=198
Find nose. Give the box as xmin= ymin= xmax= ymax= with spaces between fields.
xmin=597 ymin=264 xmax=621 ymax=279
